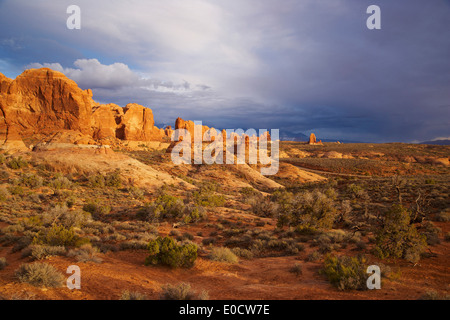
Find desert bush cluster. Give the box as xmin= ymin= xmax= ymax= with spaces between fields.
xmin=145 ymin=236 xmax=197 ymax=268
xmin=137 ymin=190 xmax=208 ymax=226
xmin=160 ymin=282 xmax=208 ymax=300
xmin=373 ymin=204 xmax=427 ymax=263
xmin=321 ymin=254 xmax=368 ymax=291
xmin=15 ymin=262 xmax=64 ymax=288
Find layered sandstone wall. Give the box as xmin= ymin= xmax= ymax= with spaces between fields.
xmin=0 ymin=68 xmax=168 ymax=149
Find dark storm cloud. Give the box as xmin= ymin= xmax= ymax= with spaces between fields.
xmin=0 ymin=0 xmax=449 ymax=142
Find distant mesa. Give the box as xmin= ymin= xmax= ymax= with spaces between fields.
xmin=308 ymin=133 xmax=323 ymax=145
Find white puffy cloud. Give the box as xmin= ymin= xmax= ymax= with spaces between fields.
xmin=27 ymin=59 xmax=138 ymax=89
xmin=27 ymin=59 xmax=210 ymax=93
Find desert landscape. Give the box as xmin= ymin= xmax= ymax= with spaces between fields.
xmin=0 ymin=68 xmax=449 ymax=301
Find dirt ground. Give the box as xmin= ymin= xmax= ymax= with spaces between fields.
xmin=1 ymin=225 xmax=448 ymax=300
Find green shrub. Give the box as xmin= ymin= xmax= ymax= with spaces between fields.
xmin=321 ymin=255 xmax=368 ymax=291
xmin=145 ymin=236 xmax=197 ymax=268
xmin=169 ymin=229 xmax=181 ymax=238
xmin=347 ymin=184 xmax=369 ymax=199
xmin=120 ymin=290 xmax=148 ymax=300
xmin=0 ymin=257 xmax=7 ymax=270
xmin=88 ymin=174 xmax=105 ymax=188
xmin=306 ymin=251 xmax=322 ymax=262
xmin=86 ymin=170 xmax=122 ymax=188
xmin=191 ymin=184 xmax=226 ymax=207
xmin=193 ymin=192 xmax=225 ymax=207
xmin=209 ymin=247 xmax=239 ymax=264
xmin=182 ymin=205 xmax=207 ymax=224
xmin=15 ymin=262 xmax=64 ymax=287
xmin=19 ymin=173 xmax=43 ymax=188
xmin=421 ymin=221 xmax=441 ymax=246
xmin=249 ymin=195 xmax=279 ymax=217
xmin=231 ymin=247 xmax=254 ymax=259
xmin=374 ymin=204 xmax=427 ymax=263
xmin=49 ymin=176 xmax=72 ymax=190
xmin=6 ymin=157 xmax=28 ymax=170
xmin=138 ymin=194 xmax=185 ymax=222
xmin=419 ymin=290 xmax=450 ymax=300
xmin=42 ymin=204 xmax=91 ymax=228
xmin=445 ymin=232 xmax=450 ymax=242
xmin=181 ymin=232 xmax=194 ymax=241
xmin=33 ymin=224 xmax=88 ymax=247
xmin=66 ymin=195 xmax=77 ymax=208
xmin=435 ymin=210 xmax=450 ymax=222
xmin=67 ymin=244 xmax=102 ymax=263
xmin=0 ymin=186 xmax=10 ymax=201
xmin=271 ymin=189 xmax=295 ymax=211
xmin=25 ymin=245 xmax=66 ymax=260
xmin=82 ymin=202 xmax=110 ymax=220
xmin=128 ymin=186 xmax=145 ymax=200
xmin=202 ymin=237 xmax=216 ymax=246
xmin=119 ymin=240 xmax=149 ymax=251
xmin=316 ymin=230 xmax=348 ymax=244
xmin=7 ymin=185 xmax=24 ymax=196
xmin=105 ymin=170 xmax=122 ymax=188
xmin=255 ymin=221 xmax=266 ymax=227
xmin=295 ymin=225 xmax=319 ymax=235
xmin=196 ymin=180 xmax=220 ymax=193
xmin=160 ymin=282 xmax=208 ymax=300
xmin=240 ymin=187 xmax=260 ymax=201
xmin=289 ymin=263 xmax=303 ymax=276
xmin=276 ymin=189 xmax=338 ymax=230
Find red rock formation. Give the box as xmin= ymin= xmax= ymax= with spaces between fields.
xmin=308 ymin=133 xmax=323 ymax=145
xmin=0 ymin=73 xmax=12 ymax=93
xmin=0 ymin=68 xmax=169 ymax=149
xmin=0 ymin=68 xmax=274 ymax=154
xmin=91 ymin=103 xmax=123 ymax=140
xmin=164 ymin=126 xmax=173 ymax=138
xmin=0 ymin=69 xmax=94 ymax=140
xmin=122 ymin=103 xmax=164 ymax=141
xmin=174 ymin=117 xmax=212 ymax=141
xmin=308 ymin=133 xmax=317 ymax=144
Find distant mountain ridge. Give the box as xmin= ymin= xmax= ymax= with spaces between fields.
xmin=419 ymin=139 xmax=450 ymax=146
xmin=279 ymin=131 xmax=309 ymax=142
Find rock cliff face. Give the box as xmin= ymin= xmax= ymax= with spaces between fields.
xmin=0 ymin=68 xmax=167 ymax=150
xmin=121 ymin=103 xmax=164 ymax=141
xmin=174 ymin=117 xmax=215 ymax=141
xmin=91 ymin=103 xmax=122 ymax=140
xmin=0 ymin=69 xmax=94 ymax=143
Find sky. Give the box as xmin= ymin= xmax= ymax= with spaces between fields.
xmin=0 ymin=0 xmax=449 ymax=142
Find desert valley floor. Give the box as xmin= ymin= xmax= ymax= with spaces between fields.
xmin=0 ymin=141 xmax=449 ymax=300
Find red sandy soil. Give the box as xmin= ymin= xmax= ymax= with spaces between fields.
xmin=1 ymin=225 xmax=448 ymax=300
